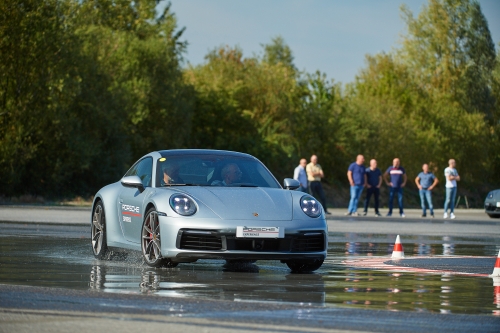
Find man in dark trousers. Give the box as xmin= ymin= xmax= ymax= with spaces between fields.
xmin=384 ymin=158 xmax=407 ymax=217
xmin=363 ymin=159 xmax=382 ymax=216
xmin=306 ymin=155 xmax=331 ymax=214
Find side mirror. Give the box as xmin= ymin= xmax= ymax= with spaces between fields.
xmin=283 ymin=178 xmax=300 ymax=190
xmin=121 ymin=175 xmax=145 ymax=193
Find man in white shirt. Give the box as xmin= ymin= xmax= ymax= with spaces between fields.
xmin=293 ymin=158 xmax=308 ymax=193
xmin=443 ymin=159 xmax=460 ymax=219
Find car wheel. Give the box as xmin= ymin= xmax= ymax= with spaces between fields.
xmin=141 ymin=208 xmax=178 ymax=268
xmin=487 ymin=213 xmax=500 ymax=219
xmin=286 ymin=259 xmax=324 ymax=273
xmin=91 ymin=201 xmax=109 ymax=259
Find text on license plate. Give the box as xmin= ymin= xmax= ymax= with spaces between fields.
xmin=236 ymin=226 xmax=284 ymax=238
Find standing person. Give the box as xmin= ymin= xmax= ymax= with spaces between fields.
xmin=306 ymin=155 xmax=331 ymax=214
xmin=443 ymin=159 xmax=460 ymax=219
xmin=415 ymin=163 xmax=439 ymax=218
xmin=363 ymin=159 xmax=382 ymax=216
xmin=346 ymin=155 xmax=366 ymax=216
xmin=384 ymin=158 xmax=407 ymax=217
xmin=293 ymin=158 xmax=308 ymax=193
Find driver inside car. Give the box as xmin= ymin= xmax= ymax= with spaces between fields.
xmin=211 ymin=163 xmax=242 ymax=186
xmin=162 ymin=162 xmax=184 ymax=185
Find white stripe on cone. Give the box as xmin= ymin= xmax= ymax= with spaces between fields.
xmin=490 ymin=250 xmax=500 ymax=277
xmin=391 ymin=235 xmax=404 ymax=259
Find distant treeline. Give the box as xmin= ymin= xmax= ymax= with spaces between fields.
xmin=1 ymin=0 xmax=499 ymax=205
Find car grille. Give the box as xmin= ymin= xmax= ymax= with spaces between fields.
xmin=485 ymin=203 xmax=500 ymax=212
xmin=178 ymin=231 xmax=223 ymax=250
xmin=291 ymin=233 xmax=325 ymax=252
xmin=177 ymin=230 xmax=326 ymax=253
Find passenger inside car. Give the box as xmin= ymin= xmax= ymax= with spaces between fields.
xmin=211 ymin=163 xmax=242 ymax=186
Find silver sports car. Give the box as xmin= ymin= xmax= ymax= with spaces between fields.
xmin=91 ymin=149 xmax=328 ymax=272
xmin=484 ymin=189 xmax=500 ymax=218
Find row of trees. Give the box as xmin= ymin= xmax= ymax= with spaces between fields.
xmin=1 ymin=0 xmax=499 ymax=206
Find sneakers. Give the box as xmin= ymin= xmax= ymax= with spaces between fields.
xmin=421 ymin=214 xmax=426 ymax=218
xmin=386 ymin=213 xmax=392 ymax=217
xmin=362 ymin=211 xmax=367 ymax=216
xmin=430 ymin=214 xmax=434 ymax=218
xmin=325 ymin=211 xmax=332 ymax=215
xmin=450 ymin=213 xmax=456 ymax=219
xmin=401 ymin=214 xmax=406 ymax=218
xmin=352 ymin=212 xmax=359 ymax=217
xmin=443 ymin=212 xmax=448 ymax=219
xmin=375 ymin=213 xmax=381 ymax=217
xmin=344 ymin=212 xmax=351 ymax=216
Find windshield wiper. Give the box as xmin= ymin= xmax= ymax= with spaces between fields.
xmin=162 ymin=183 xmax=199 ymax=186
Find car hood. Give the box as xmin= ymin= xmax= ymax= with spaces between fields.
xmin=176 ymin=186 xmax=293 ymax=220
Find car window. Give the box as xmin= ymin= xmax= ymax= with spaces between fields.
xmin=125 ymin=157 xmax=153 ymax=187
xmin=156 ymin=154 xmax=280 ymax=188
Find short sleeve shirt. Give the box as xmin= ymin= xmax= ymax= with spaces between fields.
xmin=365 ymin=167 xmax=382 ymax=187
xmin=444 ymin=167 xmax=458 ymax=188
xmin=348 ymin=162 xmax=366 ymax=185
xmin=306 ymin=163 xmax=323 ymax=182
xmin=386 ymin=166 xmax=406 ymax=188
xmin=417 ymin=172 xmax=436 ymax=189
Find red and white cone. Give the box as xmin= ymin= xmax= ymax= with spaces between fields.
xmin=493 ymin=277 xmax=500 ymax=312
xmin=489 ymin=250 xmax=500 ymax=277
xmin=391 ymin=235 xmax=404 ymax=259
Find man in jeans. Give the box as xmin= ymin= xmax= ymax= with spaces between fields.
xmin=346 ymin=155 xmax=366 ymax=216
xmin=415 ymin=163 xmax=439 ymax=218
xmin=384 ymin=158 xmax=407 ymax=217
xmin=444 ymin=159 xmax=460 ymax=219
xmin=363 ymin=159 xmax=382 ymax=216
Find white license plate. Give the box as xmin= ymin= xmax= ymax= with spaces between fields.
xmin=236 ymin=226 xmax=284 ymax=238
xmin=497 ymin=202 xmax=500 ymax=208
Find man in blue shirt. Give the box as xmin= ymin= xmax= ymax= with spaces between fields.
xmin=346 ymin=155 xmax=366 ymax=216
xmin=293 ymin=158 xmax=308 ymax=192
xmin=384 ymin=158 xmax=407 ymax=217
xmin=415 ymin=163 xmax=439 ymax=217
xmin=363 ymin=159 xmax=382 ymax=216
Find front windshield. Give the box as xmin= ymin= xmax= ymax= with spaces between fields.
xmin=155 ymin=154 xmax=280 ymax=188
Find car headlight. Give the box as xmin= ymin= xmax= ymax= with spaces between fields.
xmin=169 ymin=194 xmax=197 ymax=216
xmin=300 ymin=195 xmax=322 ymax=218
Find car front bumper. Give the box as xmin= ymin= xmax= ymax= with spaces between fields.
xmin=159 ymin=216 xmax=328 ymax=262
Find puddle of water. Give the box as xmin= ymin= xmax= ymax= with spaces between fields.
xmin=0 ymin=232 xmax=499 ymax=316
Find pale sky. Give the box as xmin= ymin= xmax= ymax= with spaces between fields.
xmin=158 ymin=0 xmax=500 ymax=84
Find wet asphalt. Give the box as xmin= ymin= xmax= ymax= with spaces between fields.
xmin=0 ymin=206 xmax=500 ymax=332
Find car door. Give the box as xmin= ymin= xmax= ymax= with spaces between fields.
xmin=118 ymin=157 xmax=153 ymax=243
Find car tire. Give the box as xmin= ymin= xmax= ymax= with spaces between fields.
xmin=91 ymin=201 xmax=109 ymax=259
xmin=286 ymin=259 xmax=324 ymax=273
xmin=487 ymin=213 xmax=500 ymax=219
xmin=141 ymin=207 xmax=178 ymax=268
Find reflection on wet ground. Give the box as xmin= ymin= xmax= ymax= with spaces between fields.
xmin=0 ymin=226 xmax=499 ymax=316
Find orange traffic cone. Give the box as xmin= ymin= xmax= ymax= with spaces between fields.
xmin=493 ymin=277 xmax=500 ymax=315
xmin=490 ymin=250 xmax=500 ymax=277
xmin=391 ymin=235 xmax=404 ymax=259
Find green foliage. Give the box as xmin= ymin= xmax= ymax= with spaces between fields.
xmin=0 ymin=0 xmax=190 ymax=196
xmin=0 ymin=0 xmax=498 ymax=205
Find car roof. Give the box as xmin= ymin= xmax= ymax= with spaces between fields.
xmin=157 ymin=149 xmax=257 ymax=160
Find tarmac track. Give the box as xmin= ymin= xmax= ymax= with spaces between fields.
xmin=1 ymin=206 xmax=500 ymax=332
xmin=1 ymin=284 xmax=500 ymax=333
